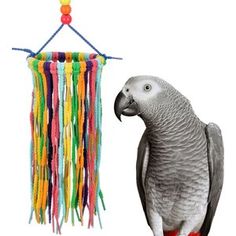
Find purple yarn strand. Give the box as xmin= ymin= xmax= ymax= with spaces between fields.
xmin=44 ymin=62 xmax=53 ymax=223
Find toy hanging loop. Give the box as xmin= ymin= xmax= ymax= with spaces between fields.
xmin=12 ymin=0 xmax=122 ymax=60
xmin=12 ymin=22 xmax=123 ymax=61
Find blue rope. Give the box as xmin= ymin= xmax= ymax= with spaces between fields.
xmin=12 ymin=48 xmax=36 ymax=57
xmin=105 ymin=55 xmax=123 ymax=60
xmin=68 ymin=24 xmax=102 ymax=55
xmin=68 ymin=24 xmax=122 ymax=60
xmin=35 ymin=24 xmax=64 ymax=54
xmin=12 ymin=23 xmax=122 ymax=60
xmin=12 ymin=24 xmax=64 ymax=57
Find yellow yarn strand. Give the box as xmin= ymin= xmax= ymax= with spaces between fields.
xmin=64 ymin=63 xmax=72 ymax=222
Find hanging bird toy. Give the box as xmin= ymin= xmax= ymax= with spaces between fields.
xmin=13 ymin=0 xmax=121 ymax=233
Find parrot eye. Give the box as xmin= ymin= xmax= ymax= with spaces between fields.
xmin=143 ymin=84 xmax=152 ymax=92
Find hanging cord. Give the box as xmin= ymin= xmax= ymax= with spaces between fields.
xmin=36 ymin=24 xmax=64 ymax=55
xmin=12 ymin=24 xmax=64 ymax=57
xmin=67 ymin=24 xmax=122 ymax=60
xmin=12 ymin=24 xmax=122 ymax=60
xmin=12 ymin=48 xmax=36 ymax=57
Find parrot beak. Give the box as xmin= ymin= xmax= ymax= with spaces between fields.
xmin=114 ymin=91 xmax=140 ymax=121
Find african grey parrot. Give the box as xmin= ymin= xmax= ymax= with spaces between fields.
xmin=114 ymin=76 xmax=224 ymax=236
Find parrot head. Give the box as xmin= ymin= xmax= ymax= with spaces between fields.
xmin=114 ymin=76 xmax=179 ymax=121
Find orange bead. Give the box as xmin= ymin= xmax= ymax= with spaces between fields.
xmin=61 ymin=14 xmax=72 ymax=24
xmin=60 ymin=5 xmax=71 ymax=15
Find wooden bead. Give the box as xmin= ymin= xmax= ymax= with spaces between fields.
xmin=60 ymin=5 xmax=71 ymax=15
xmin=61 ymin=14 xmax=72 ymax=24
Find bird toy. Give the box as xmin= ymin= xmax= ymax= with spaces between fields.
xmin=13 ymin=0 xmax=121 ymax=233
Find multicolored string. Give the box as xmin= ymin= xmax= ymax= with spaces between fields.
xmin=28 ymin=52 xmax=106 ymax=233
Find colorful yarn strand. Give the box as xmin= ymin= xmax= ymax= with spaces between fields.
xmin=28 ymin=52 xmax=106 ymax=233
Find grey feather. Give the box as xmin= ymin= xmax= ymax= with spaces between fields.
xmin=200 ymin=123 xmax=224 ymax=236
xmin=143 ymin=90 xmax=210 ymax=224
xmin=137 ymin=130 xmax=150 ymax=226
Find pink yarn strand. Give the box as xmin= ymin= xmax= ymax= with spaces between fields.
xmin=50 ymin=63 xmax=61 ymax=233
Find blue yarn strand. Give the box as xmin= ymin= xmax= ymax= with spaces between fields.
xmin=35 ymin=24 xmax=64 ymax=55
xmin=12 ymin=48 xmax=36 ymax=57
xmin=12 ymin=23 xmax=122 ymax=60
xmin=12 ymin=25 xmax=64 ymax=57
xmin=68 ymin=24 xmax=103 ymax=56
xmin=67 ymin=24 xmax=122 ymax=60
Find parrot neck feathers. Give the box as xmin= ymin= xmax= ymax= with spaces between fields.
xmin=141 ymin=89 xmax=195 ymax=129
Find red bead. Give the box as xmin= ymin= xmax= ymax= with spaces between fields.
xmin=60 ymin=5 xmax=71 ymax=15
xmin=61 ymin=14 xmax=72 ymax=24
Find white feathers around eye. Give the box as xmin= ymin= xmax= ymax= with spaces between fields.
xmin=132 ymin=79 xmax=162 ymax=101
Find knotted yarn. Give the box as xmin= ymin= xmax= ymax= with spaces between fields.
xmin=28 ymin=52 xmax=106 ymax=233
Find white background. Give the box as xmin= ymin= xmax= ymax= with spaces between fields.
xmin=0 ymin=0 xmax=236 ymax=235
